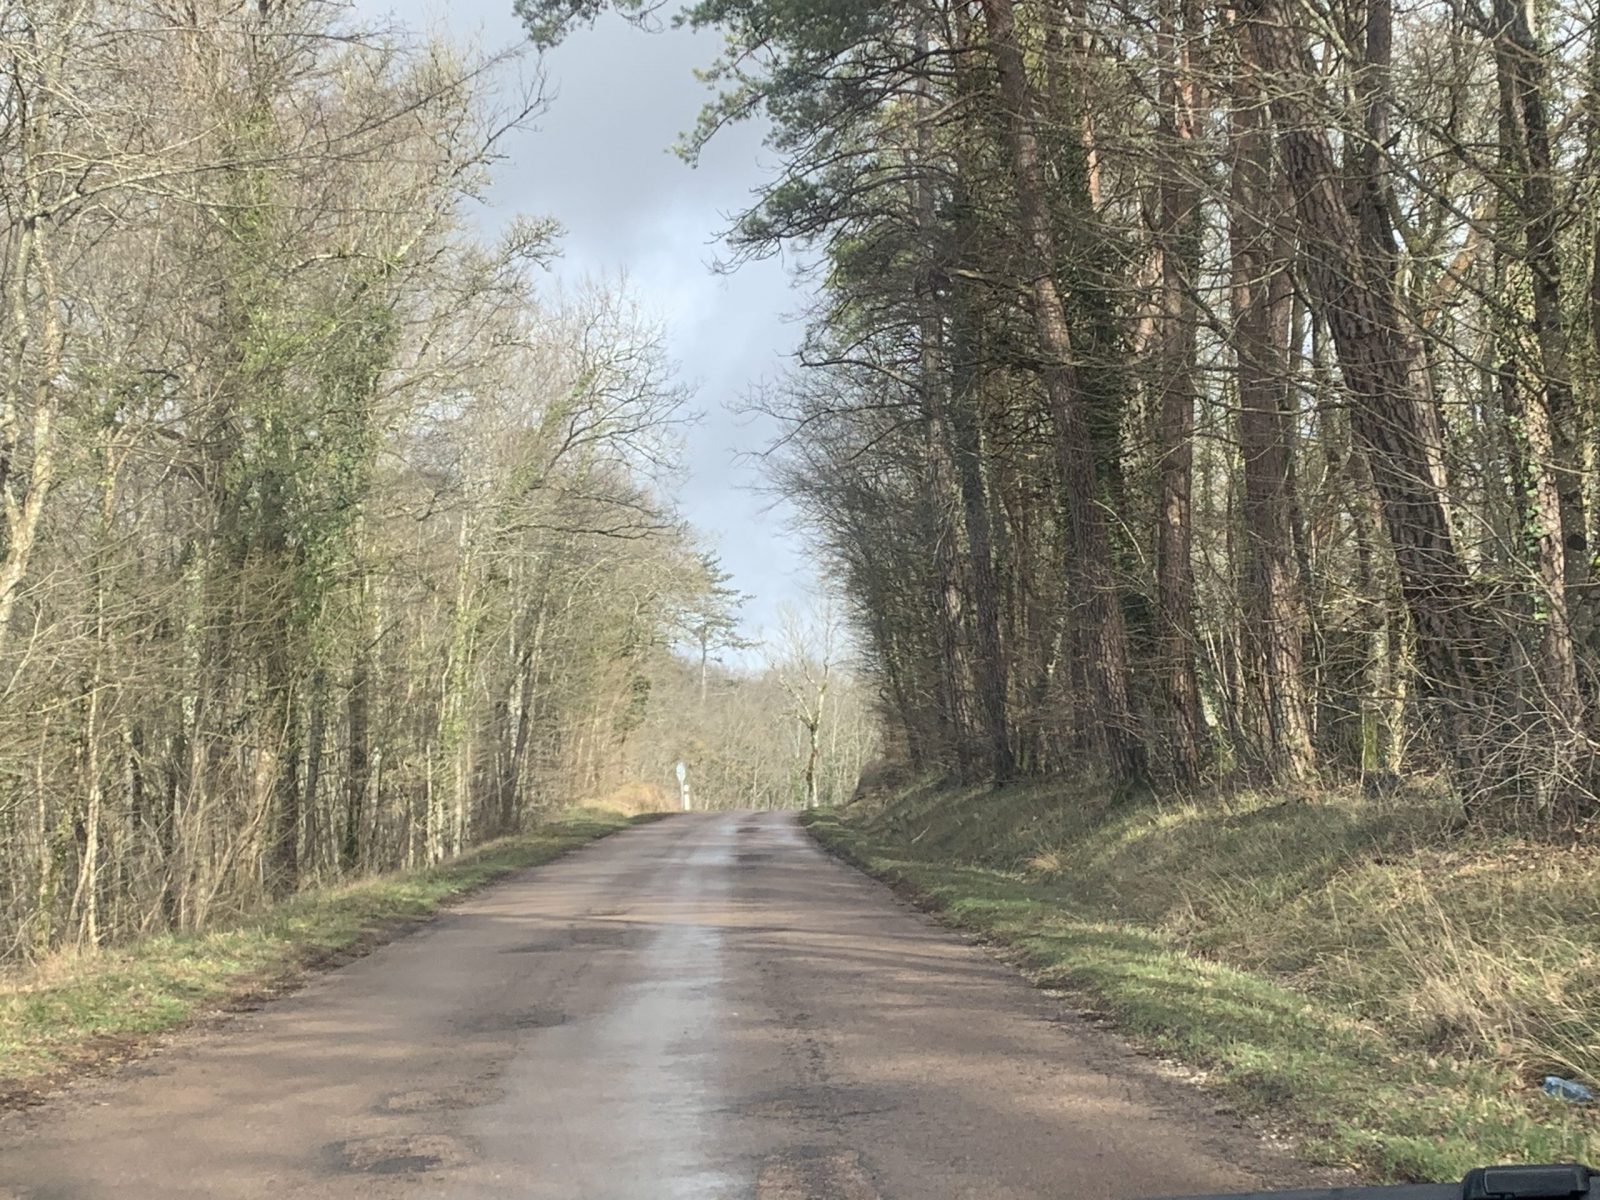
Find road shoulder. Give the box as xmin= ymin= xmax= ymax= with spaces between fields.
xmin=0 ymin=808 xmax=651 ymax=1110
xmin=801 ymin=803 xmax=1599 ymax=1183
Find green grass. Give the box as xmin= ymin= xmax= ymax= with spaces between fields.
xmin=0 ymin=808 xmax=644 ymax=1096
xmin=804 ymin=782 xmax=1599 ymax=1182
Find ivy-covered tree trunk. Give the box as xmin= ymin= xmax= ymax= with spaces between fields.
xmin=1490 ymin=0 xmax=1585 ymax=727
xmin=981 ymin=0 xmax=1144 ymax=783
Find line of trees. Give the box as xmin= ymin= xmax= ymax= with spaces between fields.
xmin=0 ymin=1 xmax=731 ymax=959
xmin=530 ymin=0 xmax=1600 ymax=822
xmin=627 ymin=599 xmax=880 ymax=811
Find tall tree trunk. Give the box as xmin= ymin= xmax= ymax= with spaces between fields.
xmin=911 ymin=53 xmax=976 ymax=775
xmin=301 ymin=669 xmax=328 ymax=877
xmin=949 ymin=267 xmax=1016 ymax=782
xmin=507 ymin=602 xmax=548 ymax=830
xmin=1241 ymin=0 xmax=1497 ymax=783
xmin=948 ymin=23 xmax=1016 ymax=782
xmin=1491 ymin=0 xmax=1586 ymax=705
xmin=344 ymin=646 xmax=370 ymax=874
xmin=923 ymin=370 xmax=973 ymax=770
xmin=439 ymin=522 xmax=477 ymax=862
xmin=1152 ymin=0 xmax=1206 ymax=784
xmin=981 ymin=0 xmax=1144 ymax=782
xmin=32 ymin=720 xmax=57 ymax=954
xmin=267 ymin=623 xmax=300 ymax=897
xmin=1228 ymin=70 xmax=1316 ymax=781
xmin=0 ymin=212 xmax=61 ymax=659
xmin=74 ymin=683 xmax=103 ymax=947
xmin=804 ymin=716 xmax=821 ymax=809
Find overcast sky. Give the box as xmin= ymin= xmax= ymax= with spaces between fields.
xmin=347 ymin=0 xmax=814 ymax=646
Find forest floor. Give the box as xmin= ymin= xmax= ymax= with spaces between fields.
xmin=802 ymin=781 xmax=1600 ymax=1182
xmin=0 ymin=808 xmax=645 ymax=1107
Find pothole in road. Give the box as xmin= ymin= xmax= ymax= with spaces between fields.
xmin=566 ymin=925 xmax=635 ymax=947
xmin=737 ymin=1085 xmax=896 ymax=1124
xmin=378 ymin=1081 xmax=504 ymax=1114
xmin=331 ymin=1134 xmax=474 ymax=1175
xmin=366 ymin=1153 xmax=439 ymax=1175
xmin=455 ymin=1007 xmax=567 ymax=1035
xmin=500 ymin=940 xmax=562 ymax=954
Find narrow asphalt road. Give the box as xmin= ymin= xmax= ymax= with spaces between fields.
xmin=0 ymin=812 xmax=1300 ymax=1200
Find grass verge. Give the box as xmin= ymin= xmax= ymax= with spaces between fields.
xmin=0 ymin=807 xmax=647 ymax=1104
xmin=803 ymin=783 xmax=1598 ymax=1182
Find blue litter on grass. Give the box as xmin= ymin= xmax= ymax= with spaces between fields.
xmin=1542 ymin=1076 xmax=1594 ymax=1104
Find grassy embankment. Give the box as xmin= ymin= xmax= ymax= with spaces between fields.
xmin=804 ymin=782 xmax=1599 ymax=1181
xmin=0 ymin=807 xmax=647 ymax=1101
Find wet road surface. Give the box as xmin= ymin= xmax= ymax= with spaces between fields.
xmin=0 ymin=811 xmax=1302 ymax=1199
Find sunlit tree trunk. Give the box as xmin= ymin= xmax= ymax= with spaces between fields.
xmin=1241 ymin=0 xmax=1497 ymax=782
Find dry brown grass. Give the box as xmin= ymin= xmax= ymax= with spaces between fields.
xmin=587 ymin=781 xmax=676 ymax=815
xmin=847 ymin=778 xmax=1600 ymax=1089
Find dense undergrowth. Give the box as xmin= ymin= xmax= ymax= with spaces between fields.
xmin=804 ymin=781 xmax=1599 ymax=1181
xmin=0 ymin=808 xmax=640 ymax=1099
